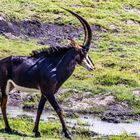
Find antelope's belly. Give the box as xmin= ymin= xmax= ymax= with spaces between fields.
xmin=6 ymin=80 xmax=39 ymax=94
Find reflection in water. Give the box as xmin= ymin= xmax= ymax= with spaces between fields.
xmin=1 ymin=106 xmax=140 ymax=136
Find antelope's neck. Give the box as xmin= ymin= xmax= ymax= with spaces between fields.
xmin=56 ymin=49 xmax=78 ymax=83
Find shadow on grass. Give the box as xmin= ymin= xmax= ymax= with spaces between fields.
xmin=0 ymin=129 xmax=34 ymax=138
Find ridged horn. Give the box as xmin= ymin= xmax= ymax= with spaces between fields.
xmin=62 ymin=8 xmax=92 ymax=52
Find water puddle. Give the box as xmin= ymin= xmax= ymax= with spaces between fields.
xmin=1 ymin=106 xmax=140 ymax=136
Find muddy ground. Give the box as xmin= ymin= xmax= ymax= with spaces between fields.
xmin=8 ymin=89 xmax=140 ymax=124
xmin=0 ymin=17 xmax=140 ymax=124
xmin=0 ymin=16 xmax=104 ymax=48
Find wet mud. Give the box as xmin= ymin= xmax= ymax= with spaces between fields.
xmin=7 ymin=90 xmax=140 ymax=124
xmin=0 ymin=17 xmax=104 ymax=48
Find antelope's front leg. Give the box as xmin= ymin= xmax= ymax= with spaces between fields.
xmin=45 ymin=93 xmax=72 ymax=139
xmin=33 ymin=95 xmax=47 ymax=137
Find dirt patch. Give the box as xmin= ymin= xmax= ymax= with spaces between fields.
xmin=102 ymin=102 xmax=133 ymax=123
xmin=124 ymin=5 xmax=140 ymax=16
xmin=0 ymin=16 xmax=105 ymax=48
xmin=7 ymin=89 xmax=140 ymax=123
xmin=57 ymin=90 xmax=140 ymax=123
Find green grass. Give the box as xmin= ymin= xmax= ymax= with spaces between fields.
xmin=0 ymin=118 xmax=96 ymax=140
xmin=0 ymin=118 xmax=61 ymax=139
xmin=109 ymin=135 xmax=137 ymax=140
xmin=0 ymin=118 xmax=138 ymax=140
xmin=0 ymin=35 xmax=41 ymax=57
xmin=0 ymin=0 xmax=140 ymax=125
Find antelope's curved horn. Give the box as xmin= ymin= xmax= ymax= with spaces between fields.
xmin=62 ymin=8 xmax=92 ymax=52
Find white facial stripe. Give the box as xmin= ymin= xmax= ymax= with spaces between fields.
xmin=86 ymin=55 xmax=94 ymax=67
xmin=6 ymin=80 xmax=39 ymax=94
xmin=85 ymin=59 xmax=93 ymax=68
xmin=80 ymin=54 xmax=94 ymax=71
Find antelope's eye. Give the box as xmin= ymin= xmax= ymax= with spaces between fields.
xmin=80 ymin=49 xmax=85 ymax=55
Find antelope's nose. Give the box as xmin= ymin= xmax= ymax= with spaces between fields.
xmin=89 ymin=65 xmax=95 ymax=71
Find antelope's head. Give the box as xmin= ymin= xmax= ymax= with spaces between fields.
xmin=64 ymin=9 xmax=95 ymax=71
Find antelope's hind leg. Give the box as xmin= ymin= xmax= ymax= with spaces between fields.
xmin=1 ymin=84 xmax=12 ymax=133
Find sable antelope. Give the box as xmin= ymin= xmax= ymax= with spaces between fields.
xmin=0 ymin=9 xmax=95 ymax=139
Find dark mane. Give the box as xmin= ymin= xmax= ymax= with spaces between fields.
xmin=31 ymin=45 xmax=73 ymax=58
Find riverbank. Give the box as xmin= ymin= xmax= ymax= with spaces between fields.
xmin=0 ymin=109 xmax=139 ymax=140
xmin=8 ymin=89 xmax=140 ymax=124
xmin=1 ymin=105 xmax=140 ymax=137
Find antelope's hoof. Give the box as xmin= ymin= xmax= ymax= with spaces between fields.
xmin=5 ymin=128 xmax=12 ymax=133
xmin=63 ymin=131 xmax=72 ymax=139
xmin=35 ymin=131 xmax=41 ymax=137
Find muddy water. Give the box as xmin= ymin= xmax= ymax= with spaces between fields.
xmin=1 ymin=106 xmax=140 ymax=136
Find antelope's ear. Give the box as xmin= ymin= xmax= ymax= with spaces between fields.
xmin=68 ymin=37 xmax=76 ymax=46
xmin=68 ymin=38 xmax=82 ymax=50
